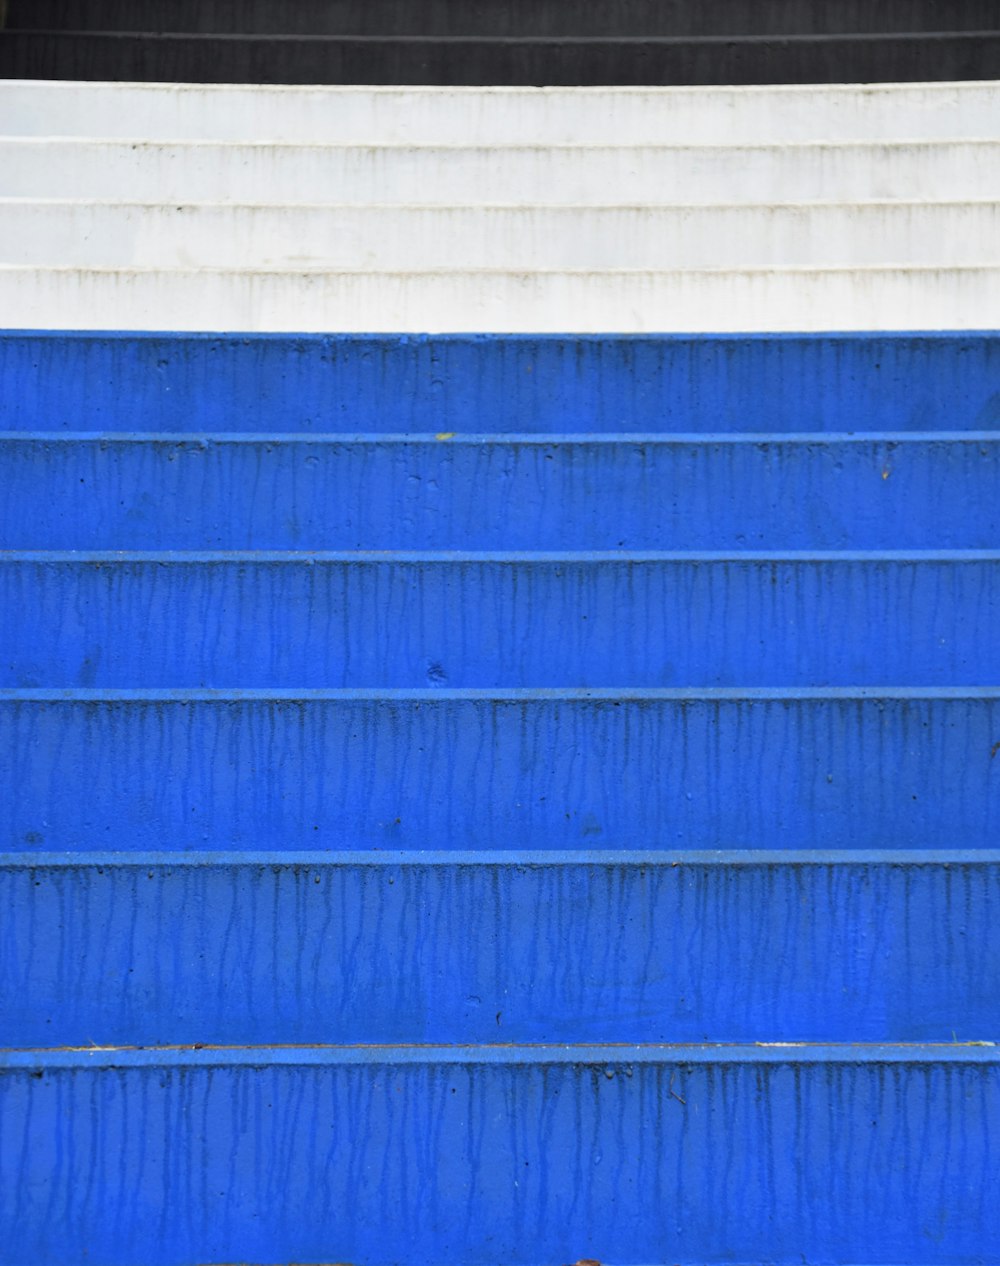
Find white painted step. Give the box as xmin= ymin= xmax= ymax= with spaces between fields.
xmin=2 ymin=264 xmax=996 ymax=332
xmin=6 ymin=199 xmax=999 ymax=270
xmin=3 ymin=139 xmax=998 ymax=205
xmin=2 ymin=79 xmax=998 ymax=146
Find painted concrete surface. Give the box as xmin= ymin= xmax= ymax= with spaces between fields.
xmin=3 ymin=551 xmax=999 ymax=687
xmin=5 ymin=138 xmax=999 ymax=204
xmin=4 ymin=850 xmax=999 ymax=1046
xmin=3 ymin=332 xmax=997 ymax=433
xmin=4 ymin=72 xmax=1000 ymax=1264
xmin=1 ymin=1044 xmax=998 ymax=1265
xmin=3 ymin=79 xmax=998 ymax=144
xmin=7 ymin=199 xmax=1000 ymax=270
xmin=5 ymin=688 xmax=1000 ymax=852
xmin=3 ymin=263 xmax=999 ymax=332
xmin=5 ymin=433 xmax=998 ymax=549
xmin=4 ymin=81 xmax=997 ymax=331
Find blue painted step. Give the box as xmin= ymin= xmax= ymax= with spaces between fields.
xmin=3 ymin=331 xmax=1000 ymax=433
xmin=3 ymin=850 xmax=998 ymax=1047
xmin=3 ymin=432 xmax=999 ymax=551
xmin=4 ymin=552 xmax=998 ymax=688
xmin=1 ymin=1043 xmax=997 ymax=1266
xmin=5 ymin=688 xmax=999 ymax=852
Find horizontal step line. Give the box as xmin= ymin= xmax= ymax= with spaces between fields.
xmin=7 ymin=848 xmax=1000 ymax=868
xmin=1 ymin=1042 xmax=996 ymax=1070
xmin=6 ymin=687 xmax=1000 ymax=702
xmin=6 ymin=197 xmax=999 ymax=210
xmin=5 ymin=264 xmax=997 ymax=277
xmin=6 ymin=137 xmax=995 ymax=152
xmin=6 ymin=430 xmax=1000 ymax=444
xmin=4 ymin=550 xmax=999 ymax=563
xmin=7 ymin=328 xmax=995 ymax=341
xmin=5 ymin=267 xmax=996 ymax=279
xmin=6 ymin=79 xmax=989 ymax=97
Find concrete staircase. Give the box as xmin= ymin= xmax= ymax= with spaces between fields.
xmin=1 ymin=59 xmax=999 ymax=1266
xmin=2 ymin=79 xmax=1000 ymax=330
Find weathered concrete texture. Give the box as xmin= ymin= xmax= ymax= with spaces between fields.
xmin=1 ymin=29 xmax=999 ymax=84
xmin=3 ymin=80 xmax=995 ymax=144
xmin=3 ymin=332 xmax=997 ymax=434
xmin=3 ymin=263 xmax=999 ymax=332
xmin=4 ymin=434 xmax=997 ymax=550
xmin=4 ymin=81 xmax=997 ymax=330
xmin=8 ymin=201 xmax=1000 ymax=270
xmin=7 ymin=138 xmax=997 ymax=204
xmin=3 ymin=552 xmax=999 ymax=687
xmin=1 ymin=1045 xmax=998 ymax=1266
xmin=5 ymin=689 xmax=999 ymax=852
xmin=3 ymin=852 xmax=998 ymax=1046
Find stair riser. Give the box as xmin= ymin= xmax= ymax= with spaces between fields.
xmin=4 ymin=853 xmax=998 ymax=1046
xmin=7 ymin=0 xmax=997 ymax=36
xmin=9 ymin=201 xmax=1000 ymax=270
xmin=1 ymin=1047 xmax=997 ymax=1266
xmin=5 ymin=140 xmax=996 ymax=204
xmin=3 ymin=333 xmax=996 ymax=434
xmin=4 ymin=556 xmax=998 ymax=688
xmin=6 ymin=692 xmax=998 ymax=852
xmin=6 ymin=437 xmax=997 ymax=551
xmin=5 ymin=266 xmax=1000 ymax=333
xmin=4 ymin=81 xmax=993 ymax=145
xmin=3 ymin=30 xmax=999 ymax=85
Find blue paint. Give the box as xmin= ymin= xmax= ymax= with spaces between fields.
xmin=1 ymin=1044 xmax=997 ymax=1266
xmin=3 ymin=432 xmax=999 ymax=550
xmin=3 ymin=330 xmax=1000 ymax=433
xmin=5 ymin=688 xmax=999 ymax=852
xmin=1 ymin=850 xmax=997 ymax=1048
xmin=5 ymin=327 xmax=1000 ymax=1263
xmin=4 ymin=552 xmax=998 ymax=687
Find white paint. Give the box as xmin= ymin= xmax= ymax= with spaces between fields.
xmin=3 ymin=138 xmax=998 ymax=205
xmin=2 ymin=79 xmax=998 ymax=145
xmin=1 ymin=265 xmax=997 ymax=333
xmin=5 ymin=200 xmax=999 ymax=270
xmin=7 ymin=80 xmax=998 ymax=333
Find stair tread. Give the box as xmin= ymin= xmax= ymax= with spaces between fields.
xmin=5 ymin=80 xmax=996 ymax=146
xmin=9 ymin=198 xmax=1000 ymax=271
xmin=2 ymin=332 xmax=996 ymax=434
xmin=5 ymin=1040 xmax=998 ymax=1266
xmin=5 ymin=688 xmax=998 ymax=852
xmin=4 ymin=264 xmax=999 ymax=333
xmin=4 ymin=1041 xmax=997 ymax=1066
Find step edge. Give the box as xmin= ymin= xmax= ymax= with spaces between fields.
xmin=6 ymin=847 xmax=1000 ymax=867
xmin=2 ymin=1041 xmax=996 ymax=1070
xmin=4 ymin=430 xmax=999 ymax=444
xmin=5 ymin=685 xmax=1000 ymax=701
xmin=4 ymin=548 xmax=1000 ymax=563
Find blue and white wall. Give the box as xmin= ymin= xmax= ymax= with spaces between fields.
xmin=1 ymin=41 xmax=1000 ymax=1266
